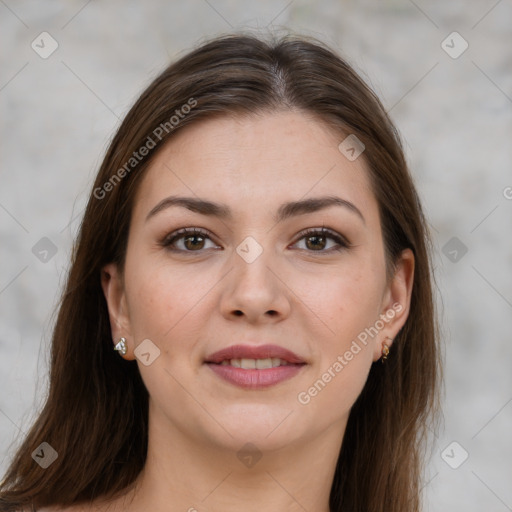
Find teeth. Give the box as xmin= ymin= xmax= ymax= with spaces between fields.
xmin=256 ymin=358 xmax=273 ymax=369
xmin=220 ymin=358 xmax=289 ymax=368
xmin=240 ymin=358 xmax=256 ymax=369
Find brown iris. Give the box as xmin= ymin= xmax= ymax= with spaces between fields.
xmin=183 ymin=235 xmax=206 ymax=250
xmin=305 ymin=234 xmax=327 ymax=251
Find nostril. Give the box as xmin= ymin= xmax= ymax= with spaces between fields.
xmin=231 ymin=309 xmax=277 ymax=317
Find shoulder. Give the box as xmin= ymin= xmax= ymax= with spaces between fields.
xmin=37 ymin=505 xmax=101 ymax=512
xmin=36 ymin=498 xmax=128 ymax=512
xmin=34 ymin=492 xmax=130 ymax=512
xmin=36 ymin=508 xmax=77 ymax=512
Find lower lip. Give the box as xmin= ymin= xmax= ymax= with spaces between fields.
xmin=206 ymin=363 xmax=305 ymax=389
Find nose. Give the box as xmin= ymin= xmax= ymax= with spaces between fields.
xmin=219 ymin=246 xmax=291 ymax=324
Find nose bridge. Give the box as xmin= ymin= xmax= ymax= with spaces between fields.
xmin=232 ymin=236 xmax=276 ymax=297
xmin=220 ymin=234 xmax=290 ymax=322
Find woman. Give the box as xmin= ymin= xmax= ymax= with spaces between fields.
xmin=0 ymin=33 xmax=441 ymax=512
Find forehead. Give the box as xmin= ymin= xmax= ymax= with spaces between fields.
xmin=133 ymin=111 xmax=377 ymax=222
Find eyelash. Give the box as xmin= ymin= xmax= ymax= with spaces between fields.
xmin=161 ymin=227 xmax=350 ymax=254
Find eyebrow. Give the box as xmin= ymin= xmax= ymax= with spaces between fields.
xmin=145 ymin=195 xmax=365 ymax=224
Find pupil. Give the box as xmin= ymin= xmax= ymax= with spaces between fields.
xmin=185 ymin=235 xmax=204 ymax=250
xmin=307 ymin=235 xmax=325 ymax=250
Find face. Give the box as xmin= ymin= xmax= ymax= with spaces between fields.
xmin=102 ymin=111 xmax=414 ymax=452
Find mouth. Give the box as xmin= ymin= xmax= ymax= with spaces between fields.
xmin=204 ymin=344 xmax=307 ymax=389
xmin=217 ymin=357 xmax=296 ymax=369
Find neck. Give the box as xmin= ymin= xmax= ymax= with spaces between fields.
xmin=115 ymin=403 xmax=346 ymax=511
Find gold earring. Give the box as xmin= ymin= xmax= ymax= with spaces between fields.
xmin=381 ymin=337 xmax=392 ymax=362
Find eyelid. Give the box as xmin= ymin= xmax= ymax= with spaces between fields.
xmin=290 ymin=226 xmax=351 ymax=251
xmin=294 ymin=226 xmax=349 ymax=242
xmin=161 ymin=226 xmax=350 ymax=253
xmin=161 ymin=227 xmax=221 ymax=251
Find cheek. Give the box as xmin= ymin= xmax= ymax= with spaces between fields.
xmin=297 ymin=274 xmax=377 ymax=418
xmin=124 ymin=258 xmax=220 ymax=343
xmin=299 ymin=349 xmax=373 ymax=428
xmin=294 ymin=266 xmax=382 ymax=408
xmin=298 ymin=264 xmax=384 ymax=344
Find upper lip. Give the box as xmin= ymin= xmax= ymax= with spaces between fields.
xmin=205 ymin=344 xmax=306 ymax=364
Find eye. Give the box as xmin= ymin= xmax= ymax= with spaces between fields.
xmin=161 ymin=228 xmax=220 ymax=252
xmin=161 ymin=226 xmax=350 ymax=254
xmin=291 ymin=227 xmax=350 ymax=253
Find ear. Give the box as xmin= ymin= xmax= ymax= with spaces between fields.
xmin=372 ymin=248 xmax=415 ymax=362
xmin=101 ymin=262 xmax=134 ymax=360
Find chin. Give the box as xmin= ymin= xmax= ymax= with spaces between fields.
xmin=199 ymin=402 xmax=307 ymax=450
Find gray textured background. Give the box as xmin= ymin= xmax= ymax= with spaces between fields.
xmin=1 ymin=1 xmax=511 ymax=510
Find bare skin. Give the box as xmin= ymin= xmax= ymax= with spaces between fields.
xmin=56 ymin=110 xmax=414 ymax=512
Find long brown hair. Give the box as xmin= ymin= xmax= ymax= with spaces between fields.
xmin=0 ymin=33 xmax=441 ymax=512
